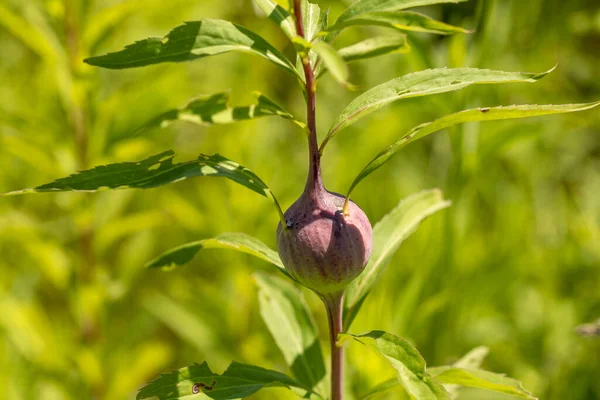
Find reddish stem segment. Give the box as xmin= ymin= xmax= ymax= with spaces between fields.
xmin=293 ymin=0 xmax=322 ymax=195
xmin=323 ymin=292 xmax=344 ymax=400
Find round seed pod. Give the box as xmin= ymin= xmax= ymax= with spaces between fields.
xmin=276 ymin=183 xmax=372 ymax=294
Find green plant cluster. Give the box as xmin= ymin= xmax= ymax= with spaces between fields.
xmin=0 ymin=0 xmax=599 ymax=399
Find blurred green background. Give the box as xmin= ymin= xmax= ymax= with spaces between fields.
xmin=1 ymin=0 xmax=599 ymax=399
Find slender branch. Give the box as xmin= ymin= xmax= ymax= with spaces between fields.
xmin=323 ymin=292 xmax=344 ymax=400
xmin=293 ymin=0 xmax=322 ymax=194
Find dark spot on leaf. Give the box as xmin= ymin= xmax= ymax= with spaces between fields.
xmin=192 ymin=381 xmax=216 ymax=394
xmin=397 ymin=89 xmax=411 ymax=96
xmin=480 ymin=107 xmax=490 ymax=113
xmin=450 ymin=80 xmax=461 ymax=85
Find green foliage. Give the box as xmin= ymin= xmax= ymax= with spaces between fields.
xmin=344 ymin=189 xmax=451 ymax=329
xmin=329 ymin=11 xmax=471 ymax=35
xmin=85 ymin=19 xmax=300 ymax=78
xmin=256 ymin=273 xmax=327 ymax=396
xmin=136 ymin=361 xmax=311 ymax=399
xmin=428 ymin=367 xmax=536 ymax=399
xmin=347 ymin=101 xmax=600 ymax=196
xmin=337 ymin=35 xmax=409 ymax=62
xmin=322 ymin=67 xmax=553 ymax=149
xmin=146 ymin=232 xmax=286 ymax=275
xmin=254 ymin=0 xmax=296 ymax=40
xmin=341 ymin=331 xmax=450 ymax=400
xmin=3 ymin=150 xmax=280 ymax=205
xmin=1 ymin=0 xmax=599 ymax=399
xmin=138 ymin=91 xmax=305 ymax=132
xmin=335 ymin=0 xmax=468 ymax=22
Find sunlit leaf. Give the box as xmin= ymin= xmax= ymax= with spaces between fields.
xmin=360 ymin=378 xmax=403 ymax=399
xmin=428 ymin=367 xmax=537 ymax=399
xmin=256 ymin=273 xmax=327 ymax=396
xmin=329 ymin=11 xmax=471 ymax=35
xmin=2 ymin=151 xmax=285 ymax=221
xmin=322 ymin=67 xmax=554 ymax=150
xmin=341 ymin=331 xmax=450 ymax=400
xmin=84 ymin=19 xmax=300 ymax=79
xmin=137 ymin=361 xmax=312 ymax=399
xmin=253 ymin=0 xmax=296 ymax=40
xmin=347 ymin=101 xmax=600 ymax=196
xmin=336 ymin=0 xmax=468 ymax=23
xmin=302 ymin=0 xmax=322 ymax=42
xmin=344 ymin=189 xmax=451 ymax=329
xmin=3 ymin=150 xmax=271 ymax=196
xmin=138 ymin=91 xmax=305 ymax=132
xmin=312 ymin=41 xmax=349 ymax=85
xmin=146 ymin=232 xmax=288 ymax=277
xmin=338 ymin=35 xmax=409 ymax=62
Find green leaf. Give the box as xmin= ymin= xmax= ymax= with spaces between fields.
xmin=452 ymin=347 xmax=489 ymax=369
xmin=253 ymin=0 xmax=296 ymax=40
xmin=84 ymin=19 xmax=300 ymax=79
xmin=4 ymin=151 xmax=266 ymax=196
xmin=338 ymin=34 xmax=410 ymax=62
xmin=344 ymin=189 xmax=451 ymax=330
xmin=329 ymin=11 xmax=470 ymax=35
xmin=322 ymin=67 xmax=553 ymax=150
xmin=255 ymin=273 xmax=327 ymax=396
xmin=347 ymin=101 xmax=600 ymax=196
xmin=427 ymin=367 xmax=537 ymax=399
xmin=312 ymin=41 xmax=349 ymax=85
xmin=433 ymin=346 xmax=489 ymax=397
xmin=138 ymin=91 xmax=305 ymax=132
xmin=360 ymin=378 xmax=403 ymax=399
xmin=137 ymin=361 xmax=312 ymax=399
xmin=146 ymin=231 xmax=287 ymax=273
xmin=341 ymin=331 xmax=450 ymax=400
xmin=336 ymin=0 xmax=468 ymax=23
xmin=301 ymin=0 xmax=322 ymax=42
xmin=2 ymin=150 xmax=285 ymax=221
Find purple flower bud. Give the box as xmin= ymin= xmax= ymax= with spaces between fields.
xmin=276 ymin=183 xmax=373 ymax=294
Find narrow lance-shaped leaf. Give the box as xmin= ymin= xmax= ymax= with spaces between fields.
xmin=340 ymin=331 xmax=451 ymax=400
xmin=329 ymin=11 xmax=471 ymax=35
xmin=427 ymin=367 xmax=537 ymax=399
xmin=344 ymin=189 xmax=451 ymax=329
xmin=146 ymin=232 xmax=290 ymax=276
xmin=137 ymin=361 xmax=313 ymax=400
xmin=253 ymin=0 xmax=296 ymax=40
xmin=346 ymin=101 xmax=600 ymax=197
xmin=2 ymin=150 xmax=286 ymax=224
xmin=369 ymin=346 xmax=490 ymax=398
xmin=256 ymin=273 xmax=327 ymax=397
xmin=336 ymin=0 xmax=468 ymax=23
xmin=360 ymin=378 xmax=405 ymax=400
xmin=302 ymin=0 xmax=322 ymax=42
xmin=338 ymin=34 xmax=410 ymax=62
xmin=321 ymin=66 xmax=554 ymax=151
xmin=84 ymin=19 xmax=301 ymax=80
xmin=138 ymin=91 xmax=305 ymax=132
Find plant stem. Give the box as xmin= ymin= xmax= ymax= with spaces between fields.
xmin=293 ymin=0 xmax=323 ymax=195
xmin=322 ymin=292 xmax=344 ymax=400
xmin=293 ymin=3 xmax=343 ymax=399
